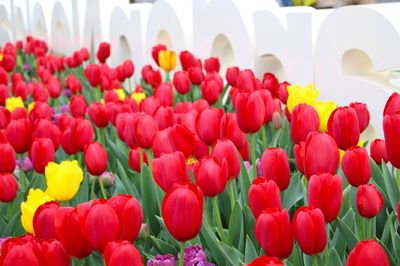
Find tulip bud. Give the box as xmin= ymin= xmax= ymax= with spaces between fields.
xmin=179 ymin=50 xmax=198 ymax=70
xmin=346 ymin=240 xmax=389 ymax=266
xmin=162 ymin=183 xmax=203 ymax=242
xmin=5 ymin=117 xmax=32 ymax=154
xmin=0 ymin=131 xmax=16 ymax=173
xmin=123 ymin=59 xmax=135 ymax=78
xmin=69 ymin=95 xmax=87 ymax=118
xmin=272 ymin=111 xmax=282 ymax=130
xmin=104 ymin=240 xmax=144 ymax=266
xmin=383 ymin=113 xmax=400 ymax=168
xmin=87 ymin=102 xmax=109 ymax=128
xmin=278 ymin=81 xmax=290 ymax=104
xmin=188 ymin=67 xmax=204 ymax=85
xmin=234 ymin=90 xmax=265 ymax=133
xmin=0 ymin=173 xmax=18 ymax=202
xmin=29 ymin=138 xmax=55 ymax=174
xmin=173 ymin=71 xmax=190 ymax=95
xmin=211 ymin=139 xmax=240 ymax=180
xmin=259 ymin=148 xmax=290 ymax=191
xmin=356 ymin=184 xmax=383 ymax=219
xmin=75 ymin=118 xmax=95 ymax=151
xmin=350 ymin=102 xmax=370 ymax=133
xmin=201 ymin=72 xmax=224 ymax=105
xmin=255 ymin=208 xmax=293 ymax=259
xmin=370 ymin=139 xmax=388 ymax=165
xmin=292 ymin=206 xmax=327 ymax=255
xmin=151 ymin=151 xmax=189 ymax=192
xmin=342 ymin=146 xmax=371 ymax=187
xmin=194 ymin=157 xmax=228 ymax=197
xmin=262 ymin=72 xmax=279 ymax=98
xmin=248 ymin=177 xmax=282 ymax=218
xmin=196 ymin=107 xmax=223 ymax=146
xmin=225 ymin=67 xmax=239 ymax=87
xmin=290 ymin=104 xmax=320 ymax=144
xmin=328 ymin=106 xmax=360 ymax=150
xmin=47 ymin=76 xmax=62 ymax=99
xmin=84 ymin=142 xmax=108 ymax=176
xmin=204 ymin=57 xmax=220 ymax=73
xmin=308 ymin=173 xmax=343 ymax=223
xmin=97 ymin=42 xmax=111 ymax=63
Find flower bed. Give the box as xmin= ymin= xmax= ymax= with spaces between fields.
xmin=0 ymin=37 xmax=398 ymax=266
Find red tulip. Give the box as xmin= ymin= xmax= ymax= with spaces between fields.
xmin=54 ymin=206 xmax=93 ymax=258
xmin=29 ymin=101 xmax=52 ymax=122
xmin=248 ymin=177 xmax=282 ymax=218
xmin=383 ymin=113 xmax=400 ymax=168
xmin=188 ymin=67 xmax=204 ymax=85
xmin=84 ymin=142 xmax=108 ymax=176
xmin=10 ymin=107 xmax=27 ymax=120
xmin=346 ymin=240 xmax=389 ymax=266
xmin=220 ymin=113 xmax=246 ymax=151
xmin=140 ymin=96 xmax=161 ymax=116
xmin=290 ymin=104 xmax=320 ymax=144
xmin=236 ymin=70 xmax=258 ymax=92
xmin=0 ymin=131 xmax=16 ymax=173
xmin=0 ymin=85 xmax=9 ymax=105
xmin=81 ymin=200 xmax=120 ymax=252
xmin=247 ymin=256 xmax=284 ymax=266
xmin=259 ymin=90 xmax=274 ymax=125
xmin=41 ymin=239 xmax=71 ymax=266
xmin=327 ymin=106 xmax=360 ymax=150
xmin=146 ymin=68 xmax=162 ymax=88
xmin=262 ymin=73 xmax=279 ymax=98
xmin=370 ymin=139 xmax=388 ymax=165
xmin=179 ymin=51 xmax=198 ymax=70
xmin=259 ymin=148 xmax=290 ymax=191
xmin=122 ymin=60 xmax=135 ymax=78
xmin=0 ymin=67 xmax=8 ymax=86
xmin=162 ymin=182 xmax=203 ymax=242
xmin=154 ymin=82 xmax=173 ymax=106
xmin=85 ymin=64 xmax=102 ymax=87
xmin=0 ymin=108 xmax=10 ymax=129
xmin=356 ymin=184 xmax=383 ymax=218
xmin=87 ymin=102 xmax=109 ymax=128
xmin=33 ymin=201 xmax=60 ymax=239
xmin=308 ymin=173 xmax=342 ymax=223
xmin=152 ymin=125 xmax=195 ymax=159
xmin=30 ymin=138 xmax=55 ymax=174
xmin=204 ymin=57 xmax=220 ymax=73
xmin=13 ymin=81 xmax=28 ymax=101
xmin=383 ymin=92 xmax=400 ymax=116
xmin=0 ymin=173 xmax=18 ymax=202
xmin=33 ymin=119 xmax=61 ymax=150
xmin=5 ymin=118 xmax=32 ymax=153
xmin=196 ymin=107 xmax=223 ymax=146
xmin=211 ymin=139 xmax=240 ymax=179
xmin=69 ymin=95 xmax=87 ymax=118
xmin=342 ymin=146 xmax=371 ymax=187
xmin=128 ymin=148 xmax=148 ymax=173
xmin=226 ymin=67 xmax=239 ymax=87
xmin=0 ymin=236 xmax=39 ymax=266
xmin=194 ymin=157 xmax=228 ymax=197
xmin=151 ymin=151 xmax=189 ymax=192
xmin=194 ymin=134 xmax=210 ymax=160
xmin=107 ymin=194 xmax=143 ymax=242
xmin=173 ymin=71 xmax=190 ymax=95
xmin=350 ymin=102 xmax=370 ymax=132
xmin=124 ymin=113 xmax=159 ymax=149
xmin=200 ymin=72 xmax=224 ymax=105
xmin=104 ymin=240 xmax=143 ymax=266
xmin=151 ymin=44 xmax=166 ymax=66
xmin=255 ymin=208 xmax=293 ymax=259
xmin=153 ymin=106 xmax=174 ymax=130
xmin=234 ymin=90 xmax=265 ymax=133
xmin=47 ymin=76 xmax=62 ymax=98
xmin=278 ymin=81 xmax=290 ymax=104
xmin=74 ymin=118 xmax=95 ymax=151
xmin=292 ymin=206 xmax=327 ymax=255
xmin=97 ymin=42 xmax=111 ymax=63
xmin=295 ymin=132 xmax=340 ymax=179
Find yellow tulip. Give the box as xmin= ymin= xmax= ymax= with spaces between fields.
xmin=28 ymin=102 xmax=35 ymax=113
xmin=158 ymin=50 xmax=177 ymax=72
xmin=113 ymin=88 xmax=126 ymax=101
xmin=20 ymin=188 xmax=54 ymax=234
xmin=5 ymin=97 xmax=24 ymax=112
xmin=287 ymin=84 xmax=319 ymax=113
xmin=131 ymin=92 xmax=146 ymax=105
xmin=45 ymin=160 xmax=84 ymax=201
xmin=314 ymin=100 xmax=337 ymax=132
xmin=0 ymin=52 xmax=3 ymax=62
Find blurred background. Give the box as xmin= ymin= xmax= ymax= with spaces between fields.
xmin=129 ymin=0 xmax=400 ymax=8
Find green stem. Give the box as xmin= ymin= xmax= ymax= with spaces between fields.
xmin=165 ymin=72 xmax=171 ymax=83
xmin=249 ymin=134 xmax=257 ymax=178
xmin=98 ymin=176 xmax=107 ymax=199
xmin=90 ymin=176 xmax=96 ymax=199
xmin=261 ymin=126 xmax=267 ymax=149
xmin=312 ymin=255 xmax=319 ymax=266
xmin=229 ymin=180 xmax=235 ymax=210
xmin=396 ymin=168 xmax=400 ymax=192
xmin=212 ymin=196 xmax=226 ymax=242
xmin=179 ymin=242 xmax=185 ymax=266
xmin=19 ymin=154 xmax=26 ymax=190
xmin=360 ymin=216 xmax=365 ymax=240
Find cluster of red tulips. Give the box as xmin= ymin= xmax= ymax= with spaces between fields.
xmin=0 ymin=36 xmax=399 ymax=266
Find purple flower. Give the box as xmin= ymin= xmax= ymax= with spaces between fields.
xmin=177 ymin=245 xmax=215 ymax=266
xmin=15 ymin=156 xmax=33 ymax=172
xmin=59 ymin=104 xmax=69 ymax=114
xmin=64 ymin=88 xmax=72 ymax=97
xmin=100 ymin=171 xmax=115 ymax=187
xmin=23 ymin=64 xmax=31 ymax=71
xmin=244 ymin=159 xmax=261 ymax=176
xmin=147 ymin=254 xmax=176 ymax=266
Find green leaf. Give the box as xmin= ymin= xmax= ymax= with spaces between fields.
xmin=140 ymin=164 xmax=160 ymax=235
xmin=74 ymin=173 xmax=89 ymax=204
xmin=238 ymin=151 xmax=251 ymax=205
xmin=228 ymin=201 xmax=243 ymax=249
xmin=116 ymin=159 xmax=139 ymax=198
xmin=282 ymin=172 xmax=303 ymax=211
xmin=245 ymin=236 xmax=257 ymax=263
xmin=219 ymin=241 xmax=244 ymax=265
xmin=327 ymin=248 xmax=342 ymax=266
xmin=381 ymin=163 xmax=400 ymax=211
xmin=148 ymin=236 xmax=178 ymax=254
xmin=200 ymin=217 xmax=226 ymax=265
xmin=4 ymin=210 xmax=22 ymax=236
xmin=336 ymin=217 xmax=359 ymax=250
